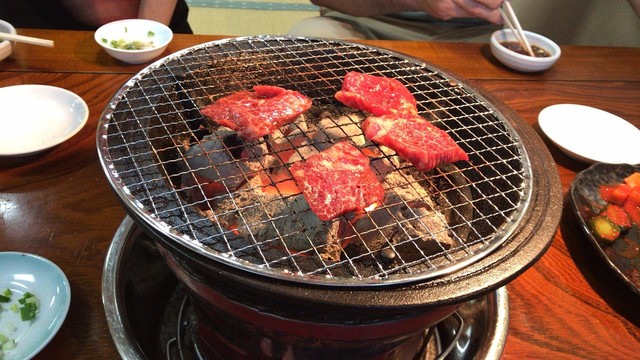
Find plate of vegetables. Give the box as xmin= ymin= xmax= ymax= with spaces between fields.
xmin=569 ymin=163 xmax=640 ymax=296
xmin=0 ymin=253 xmax=71 ymax=360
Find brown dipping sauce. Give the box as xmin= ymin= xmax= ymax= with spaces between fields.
xmin=500 ymin=41 xmax=551 ymax=57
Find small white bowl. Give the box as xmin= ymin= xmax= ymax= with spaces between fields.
xmin=0 ymin=19 xmax=16 ymax=61
xmin=490 ymin=29 xmax=560 ymax=72
xmin=95 ymin=19 xmax=173 ymax=64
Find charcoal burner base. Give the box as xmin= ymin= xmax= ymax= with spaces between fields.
xmin=103 ymin=216 xmax=509 ymax=360
xmin=160 ymin=285 xmax=437 ymax=360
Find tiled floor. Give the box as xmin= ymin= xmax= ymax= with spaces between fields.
xmin=186 ymin=0 xmax=318 ymax=36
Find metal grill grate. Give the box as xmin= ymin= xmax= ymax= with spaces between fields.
xmin=98 ymin=36 xmax=532 ymax=286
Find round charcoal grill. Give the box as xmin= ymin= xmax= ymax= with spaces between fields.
xmin=98 ymin=36 xmax=560 ymax=292
xmin=98 ymin=36 xmax=562 ymax=359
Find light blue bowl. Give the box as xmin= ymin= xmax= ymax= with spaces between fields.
xmin=0 ymin=252 xmax=71 ymax=360
xmin=0 ymin=20 xmax=16 ymax=61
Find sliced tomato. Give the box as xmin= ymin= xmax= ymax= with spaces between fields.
xmin=599 ymin=183 xmax=631 ymax=206
xmin=623 ymin=189 xmax=640 ymax=226
xmin=600 ymin=204 xmax=631 ymax=229
xmin=626 ymin=186 xmax=640 ymax=206
xmin=623 ymin=172 xmax=640 ymax=188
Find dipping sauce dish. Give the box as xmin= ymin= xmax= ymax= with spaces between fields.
xmin=490 ymin=29 xmax=561 ymax=72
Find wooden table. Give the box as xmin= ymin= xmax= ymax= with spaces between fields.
xmin=1 ymin=29 xmax=639 ymax=359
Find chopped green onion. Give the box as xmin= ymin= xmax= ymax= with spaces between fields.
xmin=18 ymin=292 xmax=34 ymax=304
xmin=1 ymin=339 xmax=16 ymax=351
xmin=2 ymin=289 xmax=10 ymax=297
xmin=108 ymin=38 xmax=154 ymax=50
xmin=17 ymin=293 xmax=38 ymax=321
xmin=20 ymin=305 xmax=36 ymax=321
xmin=147 ymin=30 xmax=155 ymax=37
xmin=0 ymin=296 xmax=9 ymax=303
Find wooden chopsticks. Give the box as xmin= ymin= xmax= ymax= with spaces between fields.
xmin=0 ymin=32 xmax=55 ymax=47
xmin=499 ymin=1 xmax=534 ymax=56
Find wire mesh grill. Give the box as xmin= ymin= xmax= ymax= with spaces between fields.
xmin=98 ymin=36 xmax=532 ymax=286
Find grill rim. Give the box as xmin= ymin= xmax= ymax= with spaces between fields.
xmin=97 ymin=35 xmax=551 ymax=289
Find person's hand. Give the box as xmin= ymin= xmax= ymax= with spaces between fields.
xmin=310 ymin=0 xmax=504 ymax=24
xmin=417 ymin=0 xmax=504 ymax=23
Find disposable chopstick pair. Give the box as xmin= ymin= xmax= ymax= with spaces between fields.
xmin=0 ymin=32 xmax=55 ymax=48
xmin=499 ymin=1 xmax=534 ymax=56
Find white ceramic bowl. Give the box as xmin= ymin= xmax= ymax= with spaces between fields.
xmin=0 ymin=19 xmax=16 ymax=61
xmin=95 ymin=19 xmax=173 ymax=64
xmin=490 ymin=29 xmax=561 ymax=72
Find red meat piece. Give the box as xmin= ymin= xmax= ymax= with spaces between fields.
xmin=290 ymin=142 xmax=384 ymax=221
xmin=335 ymin=71 xmax=418 ymax=116
xmin=362 ymin=113 xmax=469 ymax=171
xmin=200 ymin=85 xmax=312 ymax=141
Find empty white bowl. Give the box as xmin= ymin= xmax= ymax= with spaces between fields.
xmin=0 ymin=19 xmax=16 ymax=62
xmin=490 ymin=29 xmax=561 ymax=72
xmin=95 ymin=19 xmax=173 ymax=64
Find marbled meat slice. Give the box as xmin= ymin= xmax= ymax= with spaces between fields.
xmin=290 ymin=142 xmax=384 ymax=221
xmin=362 ymin=113 xmax=469 ymax=171
xmin=335 ymin=71 xmax=418 ymax=116
xmin=200 ymin=85 xmax=312 ymax=141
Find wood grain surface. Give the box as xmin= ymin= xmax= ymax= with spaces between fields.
xmin=0 ymin=29 xmax=638 ymax=359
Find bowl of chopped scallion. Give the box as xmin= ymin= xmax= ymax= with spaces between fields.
xmin=94 ymin=19 xmax=173 ymax=64
xmin=0 ymin=252 xmax=70 ymax=360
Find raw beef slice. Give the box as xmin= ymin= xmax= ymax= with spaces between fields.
xmin=335 ymin=71 xmax=418 ymax=116
xmin=362 ymin=114 xmax=469 ymax=171
xmin=290 ymin=142 xmax=384 ymax=221
xmin=200 ymin=85 xmax=312 ymax=141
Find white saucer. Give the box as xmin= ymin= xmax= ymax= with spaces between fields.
xmin=0 ymin=252 xmax=71 ymax=360
xmin=538 ymin=104 xmax=640 ymax=165
xmin=0 ymin=85 xmax=89 ymax=156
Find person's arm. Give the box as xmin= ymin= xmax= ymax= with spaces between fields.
xmin=310 ymin=0 xmax=504 ymax=23
xmin=138 ymin=0 xmax=179 ymax=25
